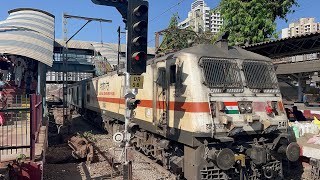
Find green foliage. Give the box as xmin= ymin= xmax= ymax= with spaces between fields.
xmin=16 ymin=154 xmax=27 ymax=163
xmin=218 ymin=0 xmax=298 ymax=46
xmin=158 ymin=13 xmax=214 ymax=54
xmin=158 ymin=13 xmax=193 ymax=54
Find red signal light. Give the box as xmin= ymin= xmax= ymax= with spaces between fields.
xmin=132 ymin=52 xmax=147 ymax=61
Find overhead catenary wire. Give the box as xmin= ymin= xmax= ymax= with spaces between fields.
xmin=149 ymin=0 xmax=186 ymax=23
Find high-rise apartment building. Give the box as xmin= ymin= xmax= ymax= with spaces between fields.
xmin=281 ymin=18 xmax=320 ymax=38
xmin=178 ymin=0 xmax=223 ymax=34
xmin=211 ymin=11 xmax=223 ymax=34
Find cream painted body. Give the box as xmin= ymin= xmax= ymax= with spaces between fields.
xmin=81 ymin=51 xmax=287 ymax=137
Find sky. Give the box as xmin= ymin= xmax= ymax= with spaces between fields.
xmin=0 ymin=0 xmax=319 ymax=46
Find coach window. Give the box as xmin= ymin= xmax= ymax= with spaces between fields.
xmin=87 ymin=94 xmax=90 ymax=103
xmin=71 ymin=88 xmax=74 ymax=103
xmin=76 ymin=87 xmax=79 ymax=105
xmin=170 ymin=65 xmax=176 ymax=85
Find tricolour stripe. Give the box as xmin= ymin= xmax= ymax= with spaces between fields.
xmin=225 ymin=110 xmax=239 ymax=114
xmin=224 ymin=102 xmax=238 ymax=106
xmin=225 ymin=106 xmax=238 ymax=110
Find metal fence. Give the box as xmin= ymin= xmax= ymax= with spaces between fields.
xmin=0 ymin=94 xmax=42 ymax=163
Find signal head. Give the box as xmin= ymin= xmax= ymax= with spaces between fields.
xmin=126 ymin=0 xmax=149 ymax=75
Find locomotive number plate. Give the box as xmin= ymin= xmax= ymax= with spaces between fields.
xmin=278 ymin=121 xmax=287 ymax=128
xmin=130 ymin=75 xmax=144 ymax=89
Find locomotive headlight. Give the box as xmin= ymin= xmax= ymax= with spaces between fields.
xmin=245 ymin=103 xmax=253 ymax=113
xmin=238 ymin=102 xmax=253 ymax=114
xmin=239 ymin=104 xmax=246 ymax=114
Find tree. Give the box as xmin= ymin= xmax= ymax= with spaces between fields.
xmin=158 ymin=13 xmax=193 ymax=54
xmin=158 ymin=13 xmax=214 ymax=55
xmin=218 ymin=0 xmax=298 ymax=46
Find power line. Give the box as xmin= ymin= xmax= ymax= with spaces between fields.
xmin=149 ymin=0 xmax=186 ymax=23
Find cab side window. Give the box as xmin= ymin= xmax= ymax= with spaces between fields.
xmin=76 ymin=86 xmax=79 ymax=105
xmin=156 ymin=68 xmax=166 ymax=88
xmin=86 ymin=83 xmax=90 ymax=103
xmin=170 ymin=65 xmax=176 ymax=85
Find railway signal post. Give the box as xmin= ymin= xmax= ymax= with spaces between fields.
xmin=91 ymin=1 xmax=148 ymax=179
xmin=124 ymin=1 xmax=148 ymax=179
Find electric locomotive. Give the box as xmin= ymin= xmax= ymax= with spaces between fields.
xmin=67 ymin=39 xmax=300 ymax=180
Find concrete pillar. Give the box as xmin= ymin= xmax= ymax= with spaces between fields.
xmin=297 ymin=73 xmax=303 ymax=102
xmin=37 ymin=62 xmax=41 ymax=95
xmin=37 ymin=62 xmax=47 ymax=114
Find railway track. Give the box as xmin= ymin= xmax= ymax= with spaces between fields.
xmin=45 ymin=112 xmax=176 ymax=180
xmin=93 ymin=134 xmax=177 ymax=180
xmin=132 ymin=147 xmax=177 ymax=180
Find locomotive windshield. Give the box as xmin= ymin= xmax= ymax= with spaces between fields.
xmin=242 ymin=60 xmax=279 ymax=91
xmin=201 ymin=58 xmax=242 ymax=89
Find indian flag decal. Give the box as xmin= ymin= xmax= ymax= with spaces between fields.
xmin=224 ymin=102 xmax=239 ymax=114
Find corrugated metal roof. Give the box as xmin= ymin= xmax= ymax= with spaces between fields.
xmin=54 ymin=39 xmax=155 ymax=55
xmin=275 ymin=59 xmax=320 ymax=75
xmin=244 ymin=32 xmax=320 ymax=48
xmin=55 ymin=39 xmax=95 ymax=50
xmin=0 ymin=8 xmax=54 ymax=66
xmin=54 ymin=39 xmax=155 ymax=67
xmin=92 ymin=42 xmax=156 ymax=55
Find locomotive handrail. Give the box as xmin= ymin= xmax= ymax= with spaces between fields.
xmin=35 ymin=101 xmax=42 ymax=108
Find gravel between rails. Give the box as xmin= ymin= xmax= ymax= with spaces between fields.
xmin=44 ymin=114 xmax=176 ymax=180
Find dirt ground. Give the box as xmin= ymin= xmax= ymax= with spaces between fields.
xmin=43 ymin=114 xmax=173 ymax=180
xmin=44 ymin=114 xmax=107 ymax=180
xmin=43 ymin=112 xmax=312 ymax=180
